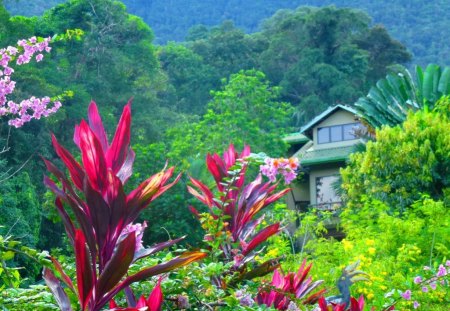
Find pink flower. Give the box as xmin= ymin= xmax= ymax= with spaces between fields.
xmin=260 ymin=157 xmax=299 ymax=184
xmin=120 ymin=221 xmax=147 ymax=251
xmin=421 ymin=286 xmax=428 ymax=293
xmin=413 ymin=301 xmax=420 ymax=309
xmin=445 ymin=260 xmax=450 ymax=267
xmin=413 ymin=276 xmax=422 ymax=284
xmin=401 ymin=290 xmax=411 ymax=300
xmin=36 ymin=54 xmax=44 ymax=62
xmin=430 ymin=282 xmax=437 ymax=290
xmin=437 ymin=264 xmax=447 ymax=277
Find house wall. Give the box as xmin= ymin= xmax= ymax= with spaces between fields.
xmin=309 ymin=167 xmax=341 ymax=205
xmin=290 ymin=181 xmax=310 ymax=203
xmin=313 ymin=110 xmax=359 ymax=150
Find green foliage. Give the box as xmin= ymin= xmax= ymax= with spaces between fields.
xmin=168 ymin=70 xmax=293 ymax=163
xmin=356 ymin=64 xmax=450 ymax=129
xmin=157 ymin=42 xmax=216 ymax=115
xmin=258 ymin=6 xmax=410 ymax=124
xmin=303 ymin=195 xmax=450 ymax=309
xmin=342 ymin=100 xmax=450 ymax=213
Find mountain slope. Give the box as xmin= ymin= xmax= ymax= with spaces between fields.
xmin=4 ymin=0 xmax=449 ymax=66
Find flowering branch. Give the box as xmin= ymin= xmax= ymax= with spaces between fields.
xmin=0 ymin=36 xmax=61 ymax=127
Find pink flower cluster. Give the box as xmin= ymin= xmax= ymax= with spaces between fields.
xmin=260 ymin=157 xmax=299 ymax=184
xmin=0 ymin=36 xmax=61 ymax=127
xmin=401 ymin=261 xmax=450 ymax=309
xmin=120 ymin=221 xmax=148 ymax=252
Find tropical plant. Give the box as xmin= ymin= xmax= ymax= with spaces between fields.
xmin=188 ymin=144 xmax=291 ymax=289
xmin=342 ymin=99 xmax=450 ymax=213
xmin=255 ymin=260 xmax=325 ymax=310
xmin=42 ymin=100 xmax=206 ymax=311
xmin=355 ymin=64 xmax=450 ymax=129
xmin=317 ymin=295 xmax=366 ymax=311
xmin=108 ymin=279 xmax=163 ymax=311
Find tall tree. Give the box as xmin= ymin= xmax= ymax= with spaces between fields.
xmin=258 ymin=6 xmax=410 ymax=124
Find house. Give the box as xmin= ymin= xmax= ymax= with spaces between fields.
xmin=284 ymin=105 xmax=364 ymax=215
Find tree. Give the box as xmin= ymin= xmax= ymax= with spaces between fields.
xmin=341 ymin=97 xmax=450 ymax=214
xmin=157 ymin=42 xmax=216 ymax=115
xmin=258 ymin=6 xmax=410 ymax=125
xmin=167 ymin=70 xmax=294 ymax=163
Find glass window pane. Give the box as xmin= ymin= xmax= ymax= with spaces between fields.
xmin=316 ymin=175 xmax=340 ymax=204
xmin=317 ymin=127 xmax=330 ymax=143
xmin=343 ymin=123 xmax=357 ymax=140
xmin=330 ymin=125 xmax=343 ymax=142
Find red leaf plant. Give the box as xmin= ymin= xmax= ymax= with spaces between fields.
xmin=318 ymin=296 xmax=365 ymax=311
xmin=188 ymin=144 xmax=291 ymax=288
xmin=42 ymin=101 xmax=206 ymax=311
xmin=108 ymin=279 xmax=163 ymax=311
xmin=256 ymin=260 xmax=325 ymax=310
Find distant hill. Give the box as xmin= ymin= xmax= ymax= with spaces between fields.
xmin=4 ymin=0 xmax=449 ymax=66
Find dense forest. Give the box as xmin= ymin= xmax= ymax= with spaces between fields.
xmin=4 ymin=0 xmax=450 ymax=66
xmin=0 ymin=0 xmax=449 ymax=310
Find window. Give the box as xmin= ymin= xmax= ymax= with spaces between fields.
xmin=316 ymin=175 xmax=340 ymax=204
xmin=317 ymin=122 xmax=361 ymax=144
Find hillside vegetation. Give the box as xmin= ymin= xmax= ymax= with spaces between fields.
xmin=4 ymin=0 xmax=450 ymax=66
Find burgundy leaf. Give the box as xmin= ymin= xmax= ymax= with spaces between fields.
xmin=75 ymin=230 xmax=94 ymax=311
xmin=51 ymin=134 xmax=85 ymax=190
xmin=100 ymin=252 xmax=207 ymax=306
xmin=134 ymin=236 xmax=185 ymax=261
xmin=79 ymin=120 xmax=108 ymax=193
xmin=43 ymin=268 xmax=73 ymax=311
xmin=50 ymin=256 xmax=75 ymax=292
xmin=54 ymin=198 xmax=75 ymax=244
xmin=84 ymin=179 xmax=111 ymax=265
xmin=96 ymin=233 xmax=136 ymax=298
xmin=242 ymin=223 xmax=280 ymax=256
xmin=106 ymin=101 xmax=131 ymax=174
xmin=147 ymin=278 xmax=163 ymax=311
xmin=265 ymin=188 xmax=291 ymax=205
xmin=117 ymin=149 xmax=135 ymax=183
xmin=87 ymin=101 xmax=109 ymax=152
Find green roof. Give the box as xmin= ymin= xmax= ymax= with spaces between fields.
xmin=300 ymin=145 xmax=355 ymax=166
xmin=283 ymin=132 xmax=310 ymax=144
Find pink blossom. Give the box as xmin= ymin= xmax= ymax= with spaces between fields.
xmin=430 ymin=282 xmax=437 ymax=290
xmin=437 ymin=264 xmax=447 ymax=277
xmin=401 ymin=290 xmax=411 ymax=300
xmin=260 ymin=157 xmax=299 ymax=184
xmin=1 ymin=36 xmax=61 ymax=127
xmin=413 ymin=301 xmax=420 ymax=309
xmin=446 ymin=260 xmax=450 ymax=267
xmin=120 ymin=221 xmax=147 ymax=251
xmin=413 ymin=276 xmax=422 ymax=284
xmin=421 ymin=286 xmax=428 ymax=292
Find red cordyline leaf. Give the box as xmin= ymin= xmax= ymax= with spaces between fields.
xmin=256 ymin=260 xmax=325 ymax=310
xmin=43 ymin=268 xmax=73 ymax=311
xmin=242 ymin=223 xmax=280 ymax=256
xmin=75 ymin=230 xmax=94 ymax=311
xmin=106 ymin=100 xmax=131 ymax=174
xmin=51 ymin=134 xmax=85 ymax=190
xmin=87 ymin=101 xmax=109 ymax=152
xmin=79 ymin=119 xmax=108 ymax=193
xmin=108 ymin=278 xmax=163 ymax=311
xmin=317 ymin=296 xmax=370 ymax=311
